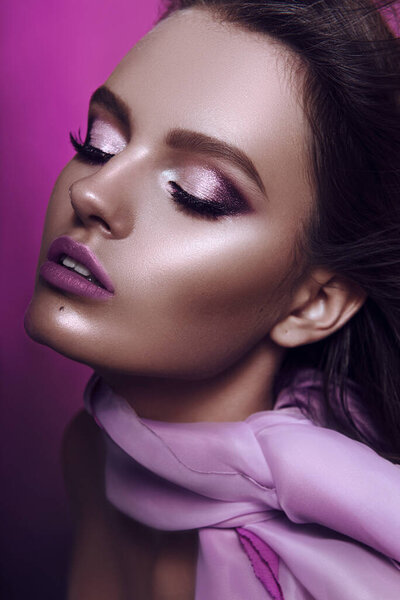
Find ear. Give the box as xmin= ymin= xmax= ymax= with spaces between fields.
xmin=269 ymin=268 xmax=367 ymax=348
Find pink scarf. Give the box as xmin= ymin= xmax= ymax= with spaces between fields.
xmin=84 ymin=369 xmax=400 ymax=599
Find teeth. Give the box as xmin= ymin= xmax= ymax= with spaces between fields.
xmin=61 ymin=255 xmax=92 ymax=278
xmin=58 ymin=254 xmax=105 ymax=289
xmin=74 ymin=263 xmax=91 ymax=277
xmin=62 ymin=256 xmax=77 ymax=268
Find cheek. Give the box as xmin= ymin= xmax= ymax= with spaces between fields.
xmin=158 ymin=221 xmax=294 ymax=315
xmin=167 ymin=238 xmax=284 ymax=320
xmin=112 ymin=219 xmax=296 ymax=375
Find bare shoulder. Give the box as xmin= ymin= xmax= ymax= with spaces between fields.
xmin=61 ymin=409 xmax=108 ymax=519
xmin=61 ymin=411 xmax=130 ymax=599
xmin=61 ymin=409 xmax=104 ymax=464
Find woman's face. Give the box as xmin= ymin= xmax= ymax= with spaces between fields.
xmin=25 ymin=7 xmax=312 ymax=378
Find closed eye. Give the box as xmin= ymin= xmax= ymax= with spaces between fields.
xmin=69 ymin=130 xmax=247 ymax=220
xmin=69 ymin=131 xmax=114 ymax=165
xmin=167 ymin=181 xmax=237 ymax=219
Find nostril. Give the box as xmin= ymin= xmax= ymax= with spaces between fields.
xmin=89 ymin=215 xmax=111 ymax=233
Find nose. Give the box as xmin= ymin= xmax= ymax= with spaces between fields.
xmin=69 ymin=162 xmax=135 ymax=239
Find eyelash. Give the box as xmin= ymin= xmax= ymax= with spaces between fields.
xmin=70 ymin=131 xmax=114 ymax=164
xmin=69 ymin=130 xmax=234 ymax=219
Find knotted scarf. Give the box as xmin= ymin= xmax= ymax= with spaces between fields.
xmin=84 ymin=369 xmax=400 ymax=599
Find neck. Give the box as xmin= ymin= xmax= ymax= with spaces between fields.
xmin=95 ymin=340 xmax=285 ymax=423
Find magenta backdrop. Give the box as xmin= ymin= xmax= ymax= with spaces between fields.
xmin=1 ymin=1 xmax=399 ymax=598
xmin=0 ymin=1 xmax=160 ymax=597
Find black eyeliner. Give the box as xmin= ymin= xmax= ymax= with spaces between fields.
xmin=69 ymin=124 xmax=244 ymax=219
xmin=69 ymin=131 xmax=114 ymax=165
xmin=167 ymin=181 xmax=239 ymax=218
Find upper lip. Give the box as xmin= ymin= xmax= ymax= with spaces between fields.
xmin=47 ymin=235 xmax=115 ymax=293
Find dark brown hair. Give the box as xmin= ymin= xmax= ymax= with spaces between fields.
xmin=156 ymin=0 xmax=400 ymax=462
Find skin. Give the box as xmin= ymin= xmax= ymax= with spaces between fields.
xmin=25 ymin=8 xmax=314 ymax=420
xmin=24 ymin=7 xmax=366 ymax=598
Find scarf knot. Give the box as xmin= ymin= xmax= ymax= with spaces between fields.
xmin=84 ymin=369 xmax=400 ymax=599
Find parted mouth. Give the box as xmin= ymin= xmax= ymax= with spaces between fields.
xmin=47 ymin=235 xmax=115 ymax=293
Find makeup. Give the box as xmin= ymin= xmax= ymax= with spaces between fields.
xmin=70 ymin=114 xmax=127 ymax=166
xmin=88 ymin=118 xmax=127 ymax=155
xmin=162 ymin=167 xmax=249 ymax=218
xmin=39 ymin=236 xmax=114 ymax=300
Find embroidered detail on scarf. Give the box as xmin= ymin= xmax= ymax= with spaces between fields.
xmin=237 ymin=527 xmax=284 ymax=600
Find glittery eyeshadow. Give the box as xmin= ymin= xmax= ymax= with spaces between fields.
xmin=89 ymin=119 xmax=127 ymax=155
xmin=171 ymin=166 xmax=247 ymax=212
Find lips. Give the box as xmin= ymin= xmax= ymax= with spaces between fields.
xmin=39 ymin=235 xmax=115 ymax=300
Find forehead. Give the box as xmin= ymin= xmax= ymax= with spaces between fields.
xmin=106 ymin=7 xmax=310 ymax=207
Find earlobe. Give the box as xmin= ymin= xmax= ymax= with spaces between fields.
xmin=269 ymin=270 xmax=367 ymax=348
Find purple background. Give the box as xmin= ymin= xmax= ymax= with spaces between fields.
xmin=1 ymin=1 xmax=398 ymax=598
xmin=1 ymin=1 xmax=160 ymax=597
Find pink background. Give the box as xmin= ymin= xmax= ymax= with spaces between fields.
xmin=1 ymin=1 xmax=398 ymax=597
xmin=1 ymin=1 xmax=160 ymax=596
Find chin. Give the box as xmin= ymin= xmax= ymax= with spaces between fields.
xmin=23 ymin=294 xmax=86 ymax=367
xmin=24 ymin=299 xmax=48 ymax=346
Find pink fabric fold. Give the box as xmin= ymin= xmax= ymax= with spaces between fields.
xmin=83 ymin=369 xmax=400 ymax=599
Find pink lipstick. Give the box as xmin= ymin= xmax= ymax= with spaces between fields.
xmin=39 ymin=235 xmax=115 ymax=300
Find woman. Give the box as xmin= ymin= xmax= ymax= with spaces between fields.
xmin=24 ymin=0 xmax=400 ymax=598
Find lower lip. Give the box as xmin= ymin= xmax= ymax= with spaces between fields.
xmin=39 ymin=261 xmax=114 ymax=300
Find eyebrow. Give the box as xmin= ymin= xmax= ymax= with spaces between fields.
xmin=89 ymin=85 xmax=266 ymax=197
xmin=90 ymin=86 xmax=131 ymax=133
